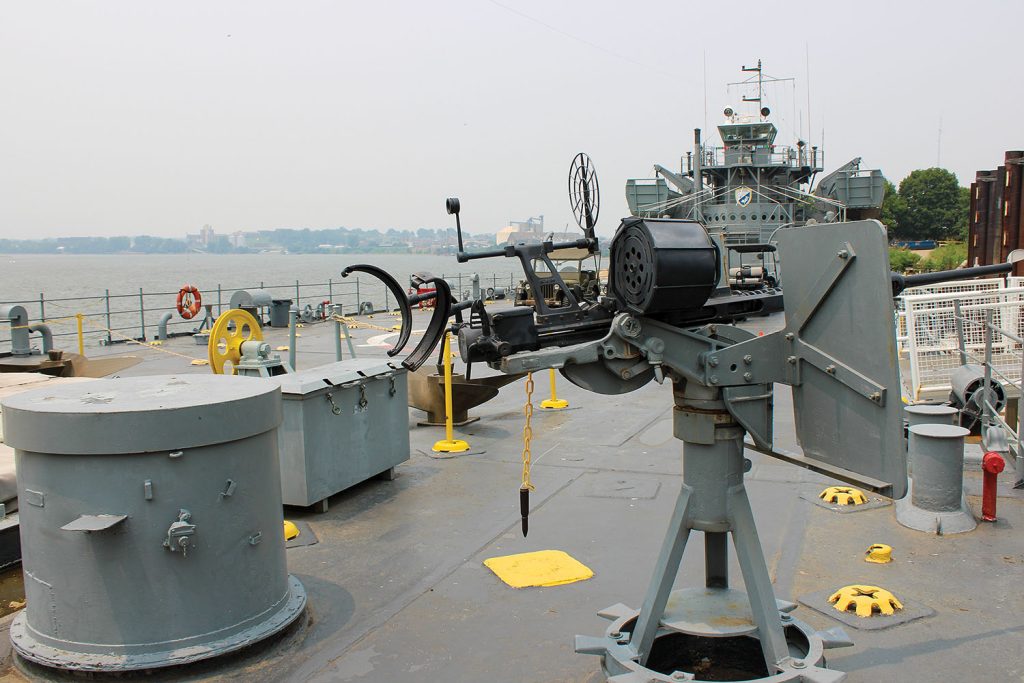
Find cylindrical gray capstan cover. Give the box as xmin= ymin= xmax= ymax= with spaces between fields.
xmin=908 ymin=423 xmax=970 ymax=512
xmin=904 ymin=404 xmax=958 ymax=428
xmin=1 ymin=374 xmax=306 ymax=671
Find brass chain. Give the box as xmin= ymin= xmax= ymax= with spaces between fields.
xmin=520 ymin=372 xmax=535 ymax=491
xmin=330 ymin=314 xmax=414 ymax=335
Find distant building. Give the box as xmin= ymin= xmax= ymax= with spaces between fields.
xmin=186 ymin=224 xmax=217 ymax=249
xmin=496 ymin=216 xmax=544 ymax=245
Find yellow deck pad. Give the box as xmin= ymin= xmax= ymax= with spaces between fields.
xmin=484 ymin=550 xmax=593 ymax=588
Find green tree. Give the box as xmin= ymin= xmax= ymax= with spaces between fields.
xmin=892 ymin=168 xmax=967 ymax=241
xmin=920 ymin=243 xmax=967 ymax=272
xmin=955 ymin=186 xmax=970 ymax=239
xmin=889 ymin=247 xmax=921 ymax=272
xmin=880 ymin=178 xmax=904 ymax=235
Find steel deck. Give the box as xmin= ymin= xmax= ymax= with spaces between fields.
xmin=1 ymin=305 xmax=1021 ymax=682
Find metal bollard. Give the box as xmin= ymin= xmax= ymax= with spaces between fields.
xmin=904 ymin=404 xmax=958 ymax=428
xmin=904 ymin=404 xmax=959 ymax=472
xmin=896 ymin=423 xmax=976 ymax=534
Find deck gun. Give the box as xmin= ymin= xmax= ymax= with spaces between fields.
xmin=341 ymin=156 xmax=1022 ymax=682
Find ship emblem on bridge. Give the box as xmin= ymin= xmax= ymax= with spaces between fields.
xmin=735 ymin=186 xmax=753 ymax=207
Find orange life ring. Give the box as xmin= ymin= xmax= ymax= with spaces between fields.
xmin=176 ymin=285 xmax=202 ymax=320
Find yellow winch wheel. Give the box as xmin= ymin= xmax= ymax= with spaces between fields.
xmin=208 ymin=309 xmax=263 ymax=375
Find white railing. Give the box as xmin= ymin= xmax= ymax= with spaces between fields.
xmin=902 ymin=285 xmax=1024 ymax=399
xmin=895 ymin=278 xmax=1006 ymax=356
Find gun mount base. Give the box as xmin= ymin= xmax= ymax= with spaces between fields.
xmin=578 ymin=606 xmax=842 ymax=683
xmin=574 ymin=384 xmax=849 ymax=682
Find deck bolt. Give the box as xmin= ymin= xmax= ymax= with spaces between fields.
xmin=780 ymin=613 xmax=793 ymax=622
xmin=708 ymin=356 xmax=719 ymax=367
xmin=785 ymin=332 xmax=794 ymax=341
xmin=787 ymin=356 xmax=797 ymax=364
xmin=870 ymin=391 xmax=881 ymax=401
xmin=826 ymin=364 xmax=836 ymax=374
xmin=743 ymin=372 xmax=753 ymax=382
xmin=710 ymin=376 xmax=719 ymax=385
xmin=792 ymin=659 xmax=806 ymax=669
xmin=837 ymin=249 xmax=849 ymax=259
xmin=609 ymin=631 xmax=621 ymax=639
xmin=743 ymin=354 xmax=752 ymax=364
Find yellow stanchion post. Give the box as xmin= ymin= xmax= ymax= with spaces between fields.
xmin=539 ymin=368 xmax=569 ymax=410
xmin=432 ymin=331 xmax=470 ymax=453
xmin=75 ymin=313 xmax=84 ymax=356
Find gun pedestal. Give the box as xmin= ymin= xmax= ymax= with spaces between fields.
xmin=576 ymin=383 xmax=842 ymax=682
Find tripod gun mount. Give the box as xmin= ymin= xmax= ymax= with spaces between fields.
xmin=499 ymin=220 xmax=911 ymax=681
xmin=344 ymin=213 xmax=1009 ymax=682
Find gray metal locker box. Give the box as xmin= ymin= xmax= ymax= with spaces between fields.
xmin=275 ymin=359 xmax=410 ymax=511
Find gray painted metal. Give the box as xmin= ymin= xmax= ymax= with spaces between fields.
xmin=156 ymin=311 xmax=173 ymax=340
xmin=270 ymin=299 xmax=293 ymax=327
xmin=289 ymin=307 xmax=298 ymax=370
xmin=897 ymin=423 xmax=976 ymax=535
xmin=229 ymin=288 xmax=273 ymax=309
xmin=273 ymin=359 xmax=409 ymax=509
xmin=0 ymin=305 xmax=36 ymax=357
xmin=1 ymin=374 xmax=280 ymax=454
xmin=1 ymin=374 xmax=306 ymax=671
xmin=950 ymin=363 xmax=1006 ymax=413
xmin=578 ymin=385 xmax=845 ymax=681
xmin=909 ymin=424 xmax=971 ymax=511
xmin=505 ymin=221 xmax=907 ymax=496
xmin=905 ymin=404 xmax=958 ymax=427
xmin=494 ymin=219 xmax=903 ymax=678
xmin=778 ymin=221 xmax=907 ymax=498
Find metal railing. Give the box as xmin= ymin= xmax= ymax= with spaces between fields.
xmin=950 ymin=305 xmax=1024 ymax=487
xmin=0 ymin=270 xmax=521 ymax=351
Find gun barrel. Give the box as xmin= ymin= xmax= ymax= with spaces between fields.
xmin=891 ymin=263 xmax=1013 ymax=296
xmin=457 ymin=238 xmax=595 ymax=263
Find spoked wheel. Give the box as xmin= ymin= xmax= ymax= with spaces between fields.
xmin=208 ymin=309 xmax=262 ymax=375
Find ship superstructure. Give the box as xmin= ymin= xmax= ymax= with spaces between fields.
xmin=626 ymin=60 xmax=884 ymax=287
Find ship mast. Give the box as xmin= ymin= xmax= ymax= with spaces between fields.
xmin=741 ymin=60 xmax=764 ymax=114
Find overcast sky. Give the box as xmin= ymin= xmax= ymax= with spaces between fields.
xmin=2 ymin=1 xmax=1022 ymax=239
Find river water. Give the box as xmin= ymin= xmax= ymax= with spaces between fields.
xmin=0 ymin=252 xmax=527 ymax=344
xmin=0 ymin=252 xmax=524 ymax=304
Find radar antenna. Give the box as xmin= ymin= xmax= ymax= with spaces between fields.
xmin=568 ymin=152 xmax=600 ymax=238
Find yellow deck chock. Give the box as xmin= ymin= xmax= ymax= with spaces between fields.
xmin=865 ymin=543 xmax=893 ymax=564
xmin=283 ymin=520 xmax=300 ymax=541
xmin=819 ymin=486 xmax=867 ymax=506
xmin=484 ymin=550 xmax=593 ymax=588
xmin=828 ymin=585 xmax=903 ymax=617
